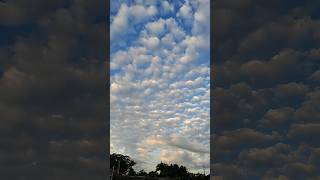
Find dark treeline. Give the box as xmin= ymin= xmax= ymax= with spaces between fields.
xmin=110 ymin=153 xmax=209 ymax=180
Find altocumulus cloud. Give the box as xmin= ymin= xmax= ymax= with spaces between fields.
xmin=212 ymin=0 xmax=320 ymax=179
xmin=110 ymin=0 xmax=210 ymax=173
xmin=0 ymin=0 xmax=107 ymax=179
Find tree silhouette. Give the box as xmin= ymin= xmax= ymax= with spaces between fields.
xmin=110 ymin=153 xmax=136 ymax=175
xmin=156 ymin=162 xmax=189 ymax=178
xmin=110 ymin=153 xmax=209 ymax=179
xmin=156 ymin=162 xmax=169 ymax=176
xmin=148 ymin=171 xmax=158 ymax=177
xmin=128 ymin=167 xmax=136 ymax=176
xmin=137 ymin=170 xmax=148 ymax=176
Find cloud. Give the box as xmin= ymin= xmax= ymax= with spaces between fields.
xmin=110 ymin=3 xmax=129 ymax=39
xmin=110 ymin=50 xmax=130 ymax=70
xmin=176 ymin=2 xmax=193 ymax=20
xmin=212 ymin=0 xmax=320 ymax=178
xmin=129 ymin=4 xmax=157 ymax=22
xmin=192 ymin=0 xmax=210 ymax=35
xmin=238 ymin=143 xmax=292 ymax=168
xmin=309 ymin=70 xmax=320 ymax=82
xmin=0 ymin=0 xmax=107 ymax=179
xmin=288 ymin=124 xmax=320 ymax=141
xmin=145 ymin=18 xmax=166 ymax=35
xmin=161 ymin=1 xmax=174 ymax=12
xmin=140 ymin=36 xmax=160 ymax=49
xmin=144 ymin=134 xmax=209 ymax=154
xmin=110 ymin=0 xmax=210 ymax=173
xmin=215 ymin=128 xmax=281 ymax=151
xmin=110 ymin=3 xmax=158 ymax=40
xmin=274 ymin=82 xmax=309 ymax=98
xmin=259 ymin=107 xmax=295 ymax=128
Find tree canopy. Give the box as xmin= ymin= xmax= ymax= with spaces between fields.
xmin=156 ymin=162 xmax=189 ymax=178
xmin=110 ymin=153 xmax=209 ymax=179
xmin=110 ymin=153 xmax=136 ymax=175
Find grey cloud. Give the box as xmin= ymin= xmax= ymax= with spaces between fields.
xmin=211 ymin=163 xmax=245 ymax=180
xmin=238 ymin=143 xmax=292 ymax=169
xmin=0 ymin=0 xmax=107 ymax=179
xmin=288 ymin=123 xmax=320 ymax=144
xmin=212 ymin=0 xmax=320 ymax=179
xmin=0 ymin=0 xmax=65 ymax=25
xmin=214 ymin=128 xmax=280 ymax=151
xmin=309 ymin=70 xmax=320 ymax=82
xmin=274 ymin=83 xmax=309 ymax=99
xmin=260 ymin=107 xmax=295 ymax=128
xmin=167 ymin=135 xmax=209 ymax=154
xmin=294 ymin=88 xmax=320 ymax=123
xmin=238 ymin=16 xmax=320 ymax=55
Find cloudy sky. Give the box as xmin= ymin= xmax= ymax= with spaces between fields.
xmin=0 ymin=0 xmax=107 ymax=179
xmin=2 ymin=0 xmax=319 ymax=179
xmin=212 ymin=0 xmax=320 ymax=179
xmin=110 ymin=0 xmax=210 ymax=173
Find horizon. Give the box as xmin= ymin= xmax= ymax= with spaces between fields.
xmin=110 ymin=152 xmax=210 ymax=176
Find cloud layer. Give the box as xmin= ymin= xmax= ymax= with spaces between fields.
xmin=212 ymin=0 xmax=320 ymax=179
xmin=110 ymin=0 xmax=210 ymax=173
xmin=0 ymin=0 xmax=107 ymax=179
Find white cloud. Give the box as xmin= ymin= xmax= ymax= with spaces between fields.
xmin=110 ymin=50 xmax=130 ymax=70
xmin=145 ymin=18 xmax=166 ymax=35
xmin=161 ymin=1 xmax=174 ymax=12
xmin=178 ymin=46 xmax=198 ymax=64
xmin=182 ymin=35 xmax=209 ymax=50
xmin=110 ymin=4 xmax=158 ymax=40
xmin=192 ymin=0 xmax=210 ymax=35
xmin=110 ymin=82 xmax=121 ymax=94
xmin=165 ymin=18 xmax=186 ymax=41
xmin=140 ymin=36 xmax=160 ymax=49
xmin=176 ymin=2 xmax=193 ymax=20
xmin=110 ymin=3 xmax=129 ymax=39
xmin=129 ymin=5 xmax=157 ymax=23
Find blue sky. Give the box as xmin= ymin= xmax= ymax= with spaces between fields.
xmin=110 ymin=0 xmax=210 ymax=173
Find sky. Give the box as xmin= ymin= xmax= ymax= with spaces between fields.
xmin=0 ymin=0 xmax=107 ymax=179
xmin=1 ymin=0 xmax=320 ymax=179
xmin=110 ymin=0 xmax=210 ymax=173
xmin=212 ymin=0 xmax=320 ymax=179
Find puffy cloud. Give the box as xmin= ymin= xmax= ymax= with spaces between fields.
xmin=215 ymin=128 xmax=281 ymax=151
xmin=145 ymin=18 xmax=166 ymax=35
xmin=212 ymin=0 xmax=320 ymax=178
xmin=275 ymin=83 xmax=309 ymax=97
xmin=260 ymin=107 xmax=295 ymax=128
xmin=140 ymin=36 xmax=160 ymax=49
xmin=110 ymin=0 xmax=210 ymax=173
xmin=192 ymin=0 xmax=210 ymax=35
xmin=0 ymin=0 xmax=107 ymax=179
xmin=110 ymin=3 xmax=129 ymax=39
xmin=288 ymin=123 xmax=320 ymax=142
xmin=129 ymin=4 xmax=157 ymax=22
xmin=176 ymin=2 xmax=193 ymax=20
xmin=110 ymin=3 xmax=158 ymax=40
xmin=161 ymin=1 xmax=174 ymax=12
xmin=309 ymin=70 xmax=320 ymax=82
xmin=238 ymin=143 xmax=292 ymax=168
xmin=110 ymin=50 xmax=130 ymax=70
